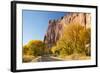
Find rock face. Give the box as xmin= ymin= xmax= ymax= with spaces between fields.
xmin=44 ymin=19 xmax=63 ymax=49
xmin=44 ymin=13 xmax=91 ymax=49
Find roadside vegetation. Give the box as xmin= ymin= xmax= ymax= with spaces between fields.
xmin=51 ymin=23 xmax=91 ymax=60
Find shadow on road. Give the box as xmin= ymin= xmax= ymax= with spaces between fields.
xmin=32 ymin=56 xmax=63 ymax=62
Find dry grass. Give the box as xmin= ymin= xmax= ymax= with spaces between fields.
xmin=59 ymin=54 xmax=91 ymax=61
xmin=22 ymin=55 xmax=35 ymax=63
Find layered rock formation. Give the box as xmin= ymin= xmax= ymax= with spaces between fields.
xmin=44 ymin=13 xmax=91 ymax=49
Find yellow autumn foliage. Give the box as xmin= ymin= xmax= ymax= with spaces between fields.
xmin=51 ymin=23 xmax=91 ymax=58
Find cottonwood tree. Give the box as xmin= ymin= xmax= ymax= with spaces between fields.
xmin=51 ymin=23 xmax=91 ymax=57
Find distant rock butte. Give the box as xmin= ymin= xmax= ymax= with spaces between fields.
xmin=44 ymin=13 xmax=91 ymax=49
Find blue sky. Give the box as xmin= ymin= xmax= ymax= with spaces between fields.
xmin=23 ymin=10 xmax=66 ymax=45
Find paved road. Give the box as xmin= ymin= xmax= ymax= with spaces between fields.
xmin=32 ymin=56 xmax=63 ymax=62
